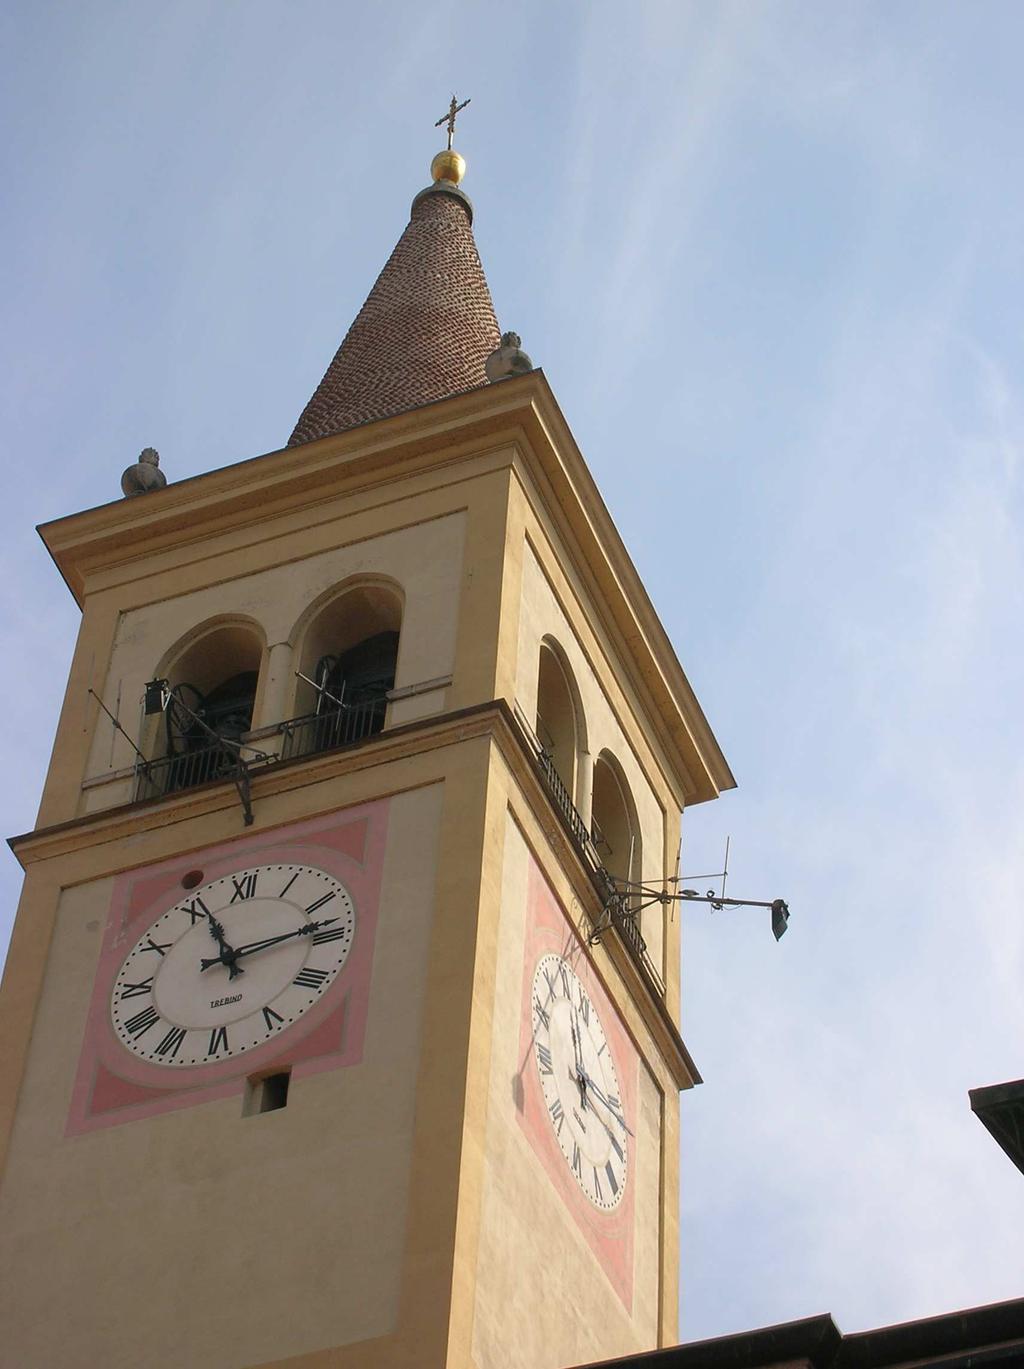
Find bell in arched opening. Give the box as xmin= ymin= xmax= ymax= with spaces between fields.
xmin=308 ymin=631 xmax=398 ymax=752
xmin=162 ymin=669 xmax=259 ymax=794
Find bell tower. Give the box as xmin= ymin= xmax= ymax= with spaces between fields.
xmin=0 ymin=127 xmax=733 ymax=1369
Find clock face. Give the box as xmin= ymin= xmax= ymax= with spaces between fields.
xmin=110 ymin=862 xmax=356 ymax=1069
xmin=531 ymin=953 xmax=628 ymax=1211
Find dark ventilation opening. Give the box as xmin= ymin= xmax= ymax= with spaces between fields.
xmin=244 ymin=1071 xmax=291 ymax=1117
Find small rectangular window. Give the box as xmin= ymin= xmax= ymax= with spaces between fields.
xmin=243 ymin=1069 xmax=290 ymax=1116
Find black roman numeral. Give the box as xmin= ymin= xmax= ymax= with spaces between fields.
xmin=533 ymin=996 xmax=550 ymax=1030
xmin=608 ymin=1130 xmax=624 ymax=1162
xmin=155 ymin=1027 xmax=187 ymax=1058
xmin=124 ymin=1005 xmax=160 ymax=1039
xmin=559 ymin=964 xmax=571 ymax=999
xmin=311 ymin=925 xmax=347 ymax=945
xmin=184 ymin=896 xmax=211 ymax=925
xmin=119 ymin=976 xmax=154 ymax=1000
xmin=549 ymin=1098 xmax=565 ymax=1133
xmin=262 ymin=1006 xmax=284 ymax=1030
xmin=305 ymin=891 xmax=336 ymax=915
xmin=572 ymin=1142 xmax=582 ymax=1177
xmin=208 ymin=1025 xmax=229 ymax=1056
xmin=141 ymin=937 xmax=172 ymax=956
xmin=592 ymin=1167 xmax=603 ymax=1201
xmin=536 ymin=1043 xmax=554 ymax=1075
xmin=279 ymin=872 xmax=299 ymax=898
xmin=577 ymin=991 xmax=590 ymax=1027
xmin=293 ymin=967 xmax=329 ymax=990
xmin=230 ymin=872 xmax=258 ymax=903
xmin=605 ymin=1161 xmax=619 ymax=1195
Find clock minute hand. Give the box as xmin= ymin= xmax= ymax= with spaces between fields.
xmin=199 ymin=918 xmax=338 ymax=971
xmin=586 ymin=1095 xmax=629 ymax=1156
xmin=569 ymin=1007 xmax=587 ymax=1108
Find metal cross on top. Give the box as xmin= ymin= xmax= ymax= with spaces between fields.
xmin=435 ymin=94 xmax=471 ymax=150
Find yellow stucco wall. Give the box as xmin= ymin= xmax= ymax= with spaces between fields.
xmin=0 ymin=782 xmax=442 ymax=1368
xmin=2 ymin=378 xmax=723 ymax=1367
xmin=471 ymin=810 xmax=665 ymax=1369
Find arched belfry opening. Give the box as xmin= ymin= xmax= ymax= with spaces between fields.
xmin=590 ymin=751 xmax=641 ymax=894
xmin=141 ymin=621 xmax=264 ymax=797
xmin=284 ymin=581 xmax=402 ymax=758
xmin=535 ymin=640 xmax=581 ymax=805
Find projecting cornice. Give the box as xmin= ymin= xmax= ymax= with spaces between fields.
xmin=38 ymin=371 xmax=734 ymax=805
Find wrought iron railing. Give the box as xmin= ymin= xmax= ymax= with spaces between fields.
xmin=277 ymin=695 xmax=386 ymax=761
xmin=278 ymin=697 xmax=387 ymax=762
xmin=536 ymin=747 xmax=593 ymax=857
xmin=512 ymin=704 xmax=664 ymax=995
xmin=135 ymin=696 xmax=387 ymax=804
xmin=135 ymin=740 xmax=245 ymax=802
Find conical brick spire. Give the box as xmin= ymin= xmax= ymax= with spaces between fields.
xmin=289 ymin=175 xmax=500 ymax=447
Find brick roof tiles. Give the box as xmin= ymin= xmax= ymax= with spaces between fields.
xmin=289 ymin=186 xmax=500 ymax=446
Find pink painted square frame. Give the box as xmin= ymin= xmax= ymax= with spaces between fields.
xmin=516 ymin=856 xmax=637 ymax=1312
xmin=66 ymin=799 xmax=390 ymax=1136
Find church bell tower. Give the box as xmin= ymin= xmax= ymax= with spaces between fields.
xmin=0 ymin=119 xmax=734 ymax=1369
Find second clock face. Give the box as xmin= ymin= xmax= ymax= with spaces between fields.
xmin=110 ymin=863 xmax=356 ymax=1068
xmin=531 ymin=953 xmax=628 ymax=1211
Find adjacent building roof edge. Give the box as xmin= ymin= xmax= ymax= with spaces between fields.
xmin=582 ymin=1314 xmax=842 ymax=1369
xmin=969 ymin=1077 xmax=1024 ymax=1176
xmin=578 ymin=1296 xmax=1024 ymax=1369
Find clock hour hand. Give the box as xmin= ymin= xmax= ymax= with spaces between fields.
xmin=576 ymin=1071 xmax=633 ymax=1136
xmin=199 ymin=918 xmax=338 ymax=971
xmin=203 ymin=912 xmax=244 ymax=980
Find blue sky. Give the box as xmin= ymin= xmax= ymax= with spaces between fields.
xmin=2 ymin=0 xmax=1022 ymax=1347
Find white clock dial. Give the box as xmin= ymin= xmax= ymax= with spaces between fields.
xmin=531 ymin=953 xmax=628 ymax=1210
xmin=110 ymin=863 xmax=356 ymax=1068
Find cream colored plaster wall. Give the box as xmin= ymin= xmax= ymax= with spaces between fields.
xmin=80 ymin=514 xmax=467 ymax=809
xmin=515 ymin=541 xmax=668 ymax=978
xmin=0 ymin=784 xmax=443 ymax=1369
xmin=471 ymin=813 xmax=662 ymax=1369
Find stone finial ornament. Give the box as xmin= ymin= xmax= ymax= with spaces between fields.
xmin=485 ymin=331 xmax=534 ymax=384
xmin=121 ymin=447 xmax=167 ymax=498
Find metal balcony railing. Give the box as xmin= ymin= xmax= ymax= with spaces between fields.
xmin=512 ymin=704 xmax=664 ymax=996
xmin=536 ymin=747 xmax=594 ymax=859
xmin=135 ymin=740 xmax=246 ymax=802
xmin=278 ymin=697 xmax=387 ymax=762
xmin=135 ymin=695 xmax=387 ymax=804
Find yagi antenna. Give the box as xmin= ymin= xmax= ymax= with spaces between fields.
xmin=294 ymin=669 xmax=346 ymax=712
xmin=666 ymin=836 xmax=683 ymax=922
xmin=601 ymin=836 xmax=790 ymax=943
xmin=92 ymin=681 xmax=276 ymax=828
xmin=677 ymin=836 xmax=788 ymax=940
xmin=144 ymin=678 xmax=275 ymax=827
xmin=676 ymin=835 xmax=731 ymax=896
xmin=88 ymin=688 xmax=150 ymax=766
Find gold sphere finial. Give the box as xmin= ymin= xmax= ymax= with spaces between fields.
xmin=431 ymin=148 xmax=466 ymax=185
